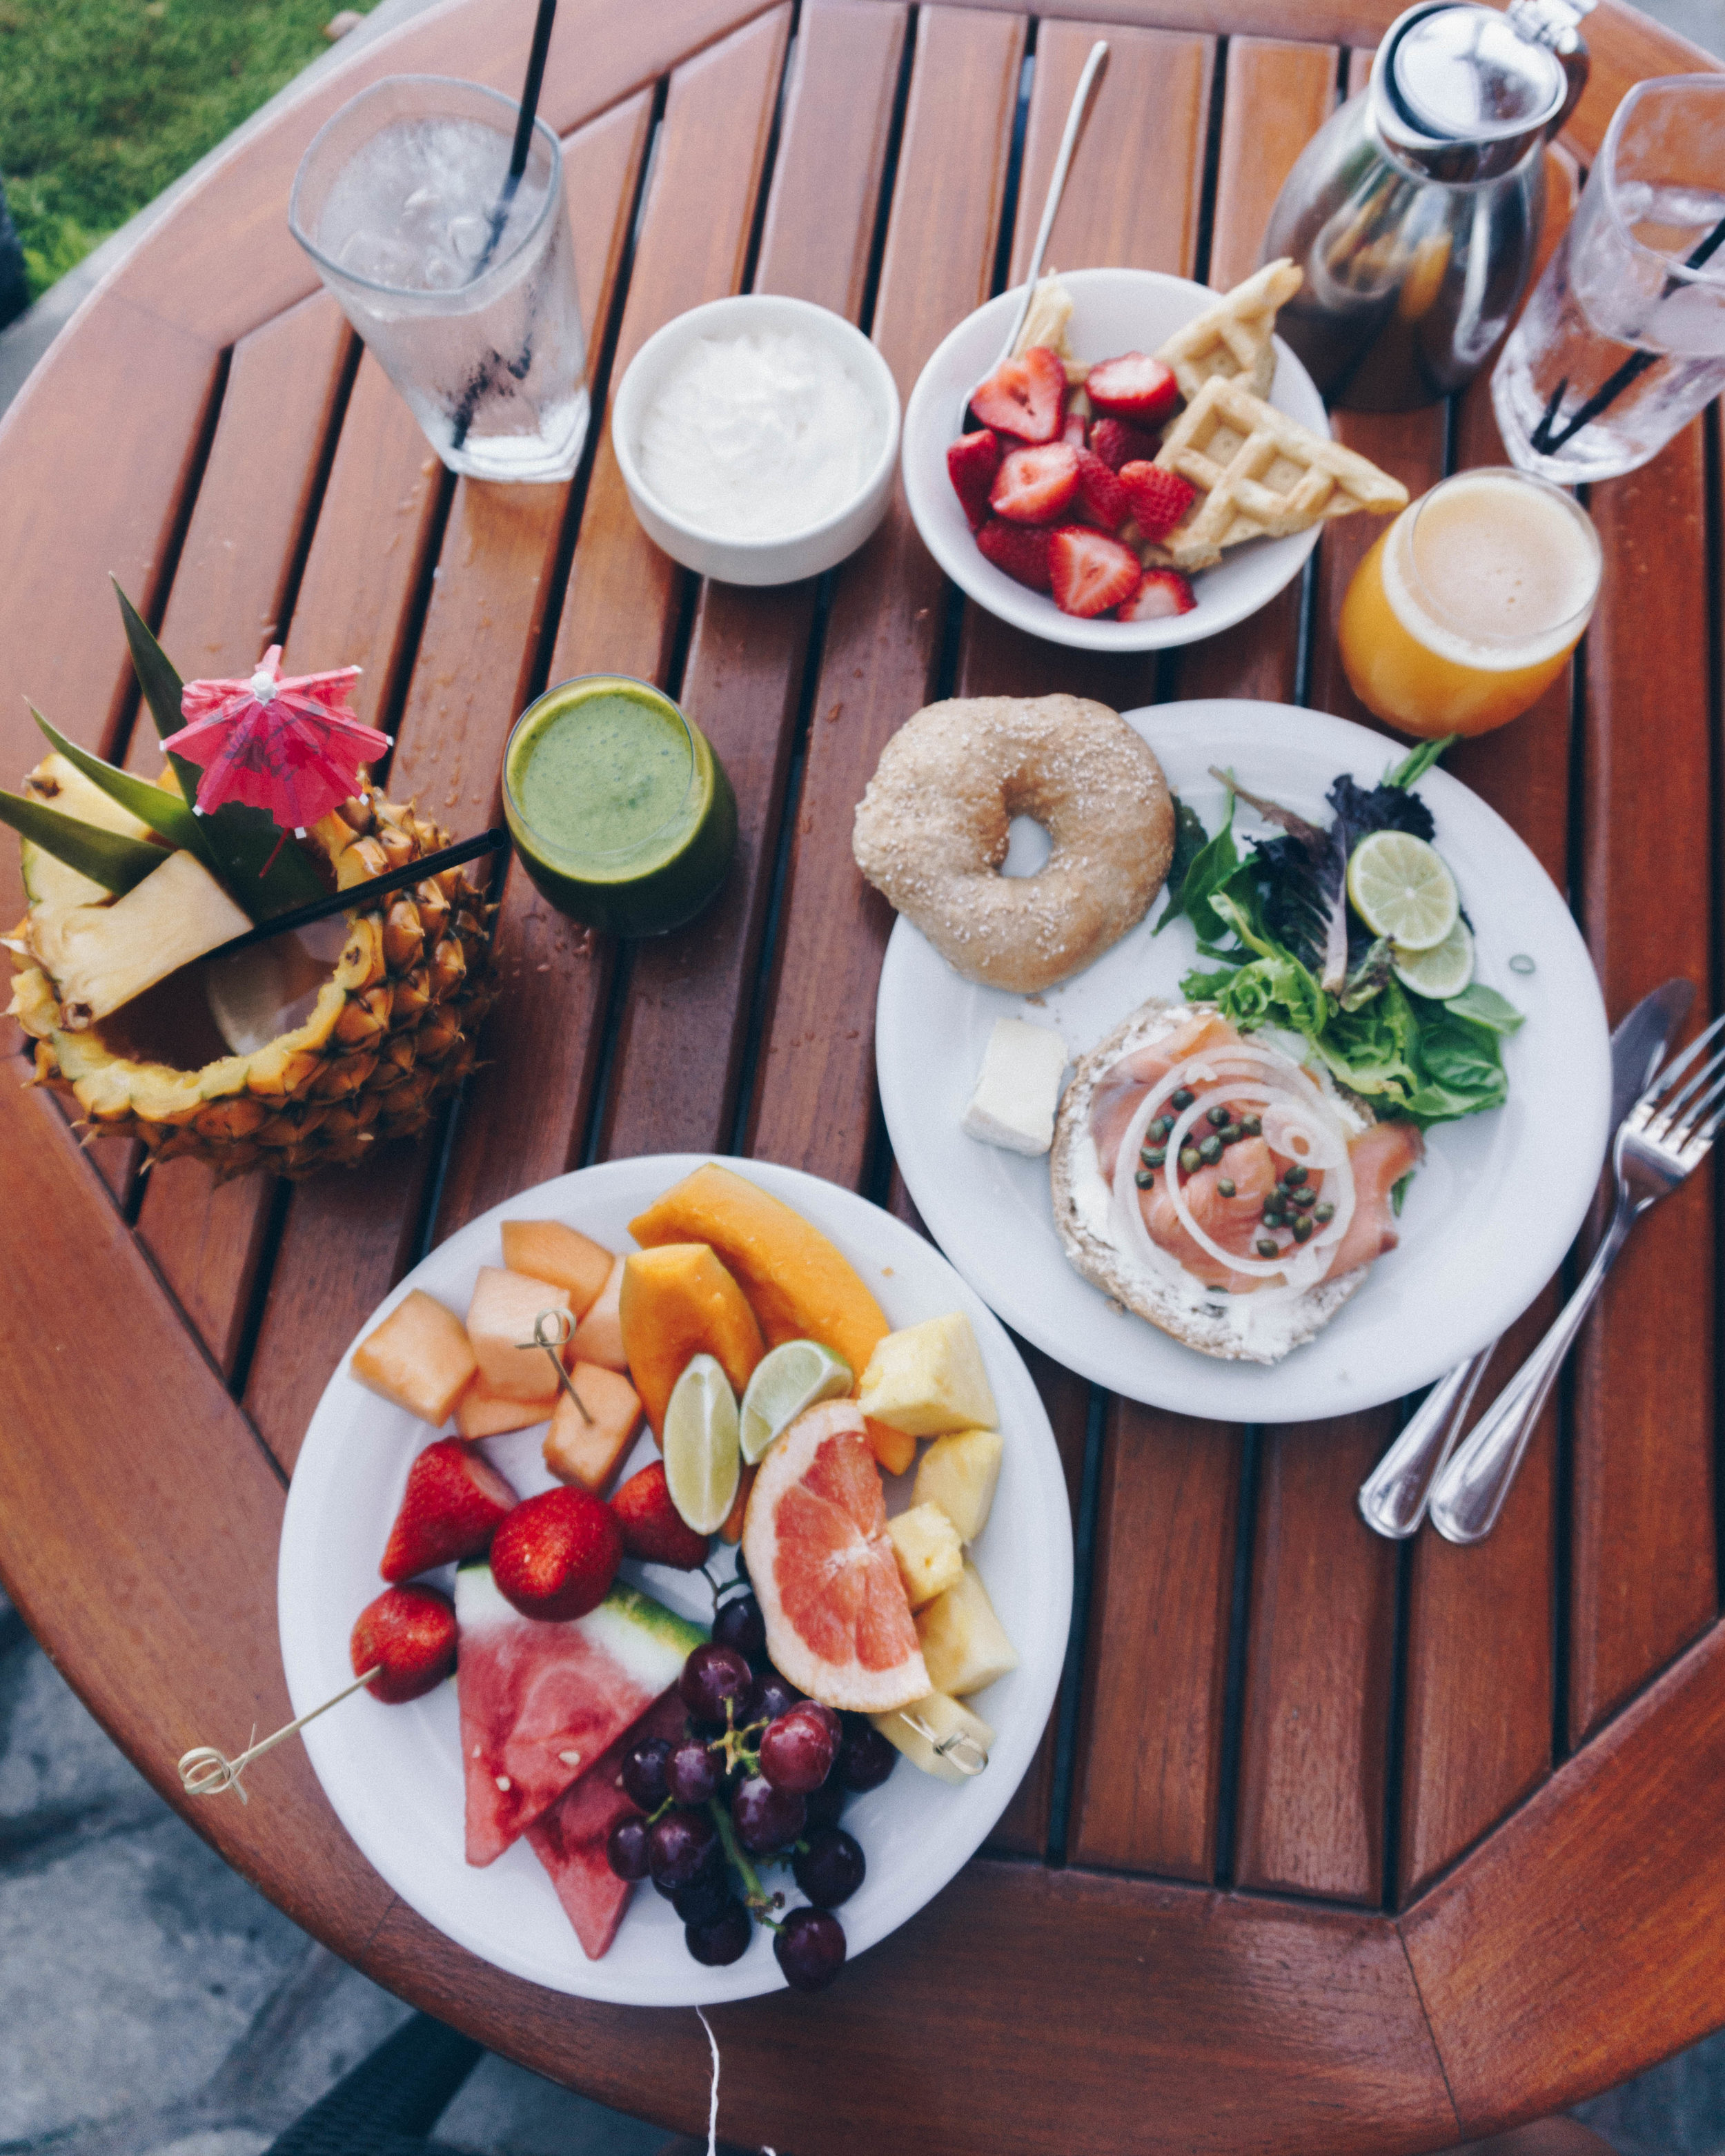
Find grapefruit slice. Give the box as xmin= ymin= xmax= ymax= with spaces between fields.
xmin=742 ymin=1400 xmax=929 ymax=1712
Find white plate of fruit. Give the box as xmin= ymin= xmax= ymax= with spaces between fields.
xmin=278 ymin=1155 xmax=1072 ymax=2006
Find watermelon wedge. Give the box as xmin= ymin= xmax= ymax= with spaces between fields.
xmin=526 ymin=1686 xmax=687 ymax=1958
xmin=455 ymin=1562 xmax=705 ymax=1865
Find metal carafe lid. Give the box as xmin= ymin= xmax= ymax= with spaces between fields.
xmin=1372 ymin=0 xmax=1586 ymax=182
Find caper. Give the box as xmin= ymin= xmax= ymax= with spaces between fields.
xmin=1292 ymin=1215 xmax=1313 ymax=1242
xmin=1207 ymin=1104 xmax=1230 ymax=1128
xmin=1219 ymin=1124 xmax=1243 ymax=1146
xmin=1217 ymin=1177 xmax=1236 ymax=1198
xmin=1148 ymin=1116 xmax=1172 ymax=1142
xmin=1292 ymin=1186 xmax=1317 ymax=1211
xmin=1134 ymin=1168 xmax=1154 ymax=1189
xmin=1314 ymin=1201 xmax=1335 ymax=1224
xmin=1241 ymin=1115 xmax=1262 ymax=1137
xmin=1141 ymin=1145 xmax=1167 ymax=1168
xmin=1262 ymin=1203 xmax=1283 ymax=1226
xmin=1255 ymin=1237 xmax=1279 ymax=1258
xmin=1171 ymin=1087 xmax=1195 ymax=1110
xmin=1198 ymin=1135 xmax=1223 ymax=1165
xmin=1285 ymin=1162 xmax=1308 ymax=1187
xmin=1179 ymin=1147 xmax=1201 ymax=1174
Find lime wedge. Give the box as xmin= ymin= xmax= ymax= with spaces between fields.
xmin=739 ymin=1340 xmax=853 ymax=1464
xmin=1346 ymin=831 xmax=1459 ymax=952
xmin=662 ymin=1354 xmax=741 ymax=1534
xmin=1392 ymin=917 xmax=1474 ymax=999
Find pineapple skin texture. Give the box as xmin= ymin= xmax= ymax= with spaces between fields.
xmin=858 ymin=1311 xmax=1000 ymax=1437
xmin=6 ymin=785 xmax=496 ymax=1182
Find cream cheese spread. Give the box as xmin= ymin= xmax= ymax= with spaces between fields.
xmin=638 ymin=328 xmax=881 ymax=542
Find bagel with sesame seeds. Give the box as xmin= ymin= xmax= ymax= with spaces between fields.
xmin=851 ymin=693 xmax=1174 ymax=991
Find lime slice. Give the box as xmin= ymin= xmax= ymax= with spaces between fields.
xmin=1346 ymin=831 xmax=1459 ymax=952
xmin=1392 ymin=917 xmax=1474 ymax=999
xmin=739 ymin=1340 xmax=853 ymax=1464
xmin=662 ymin=1354 xmax=741 ymax=1534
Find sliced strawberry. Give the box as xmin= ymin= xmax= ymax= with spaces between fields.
xmin=491 ymin=1486 xmax=622 ymax=1622
xmin=1118 ymin=566 xmax=1198 ymax=620
xmin=969 ymin=344 xmax=1067 ymax=444
xmin=976 ymin=518 xmax=1053 ymax=593
xmin=351 ymin=1584 xmax=457 ymax=1703
xmin=1049 ymin=527 xmax=1143 ymax=619
xmin=1060 ymin=406 xmax=1090 ymax=448
xmin=945 ymin=429 xmax=1002 ymax=531
xmin=1086 ymin=353 xmax=1179 ymax=425
xmin=381 ymin=1438 xmax=518 ymax=1582
xmin=1074 ymin=449 xmax=1131 ymax=531
xmin=989 ymin=442 xmax=1079 ymax=524
xmin=1118 ymin=460 xmax=1197 ymax=542
xmin=1088 ymin=415 xmax=1161 ymax=471
xmin=611 ymin=1460 xmax=711 ymax=1569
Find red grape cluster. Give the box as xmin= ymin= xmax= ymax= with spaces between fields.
xmin=604 ymin=1566 xmax=897 ymax=1990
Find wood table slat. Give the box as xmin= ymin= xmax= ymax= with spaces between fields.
xmin=241 ymin=95 xmax=656 ymax=1467
xmin=1205 ymin=37 xmax=1337 ymax=294
xmin=1569 ymin=414 xmax=1717 ymax=1746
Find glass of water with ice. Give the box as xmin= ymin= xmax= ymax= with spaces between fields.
xmin=1493 ymin=76 xmax=1725 ymax=486
xmin=290 ymin=76 xmax=588 ymax=484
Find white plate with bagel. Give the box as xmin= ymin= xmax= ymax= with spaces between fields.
xmin=874 ymin=700 xmax=1610 ymax=1422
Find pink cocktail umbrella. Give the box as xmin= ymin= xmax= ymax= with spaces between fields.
xmin=164 ymin=646 xmax=391 ymax=834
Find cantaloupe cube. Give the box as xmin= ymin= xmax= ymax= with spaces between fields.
xmin=453 ymin=1380 xmax=550 ymax=1441
xmin=569 ymin=1254 xmax=626 ymax=1370
xmin=865 ymin=1417 xmax=917 ymax=1477
xmin=352 ymin=1289 xmax=475 ymax=1425
xmin=887 ymin=1503 xmax=965 ymax=1609
xmin=859 ymin=1311 xmax=998 ymax=1437
xmin=916 ymin=1560 xmax=1018 ymax=1696
xmin=466 ymin=1266 xmax=571 ymax=1401
xmin=542 ymin=1362 xmax=642 ymax=1491
xmin=500 ymin=1219 xmax=614 ymax=1316
xmin=912 ymin=1429 xmax=1004 ymax=1543
xmin=871 ymin=1692 xmax=994 ymax=1783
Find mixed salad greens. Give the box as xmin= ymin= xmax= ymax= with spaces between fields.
xmin=1156 ymin=738 xmax=1523 ymax=1134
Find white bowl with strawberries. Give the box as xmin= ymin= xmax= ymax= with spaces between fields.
xmin=902 ymin=266 xmax=1331 ymax=651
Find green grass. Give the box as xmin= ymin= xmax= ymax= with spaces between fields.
xmin=0 ymin=0 xmax=373 ymax=302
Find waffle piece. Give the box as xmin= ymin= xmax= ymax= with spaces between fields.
xmin=1145 ymin=374 xmax=1408 ymax=572
xmin=1012 ymin=271 xmax=1088 ymax=386
xmin=1155 ymin=258 xmax=1303 ymax=404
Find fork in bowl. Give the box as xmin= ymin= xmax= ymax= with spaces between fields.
xmin=1428 ymin=1010 xmax=1725 ymax=1545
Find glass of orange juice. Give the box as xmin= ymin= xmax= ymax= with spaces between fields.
xmin=1338 ymin=467 xmax=1602 ymax=738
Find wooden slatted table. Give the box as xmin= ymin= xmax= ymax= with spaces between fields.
xmin=2 ymin=3 xmax=1722 ymax=2148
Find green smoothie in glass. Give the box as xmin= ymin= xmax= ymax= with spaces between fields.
xmin=503 ymin=676 xmax=736 ymax=936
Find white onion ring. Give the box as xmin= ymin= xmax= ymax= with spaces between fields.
xmin=1104 ymin=1041 xmax=1358 ymax=1291
xmin=1261 ymin=1101 xmax=1348 ymax=1171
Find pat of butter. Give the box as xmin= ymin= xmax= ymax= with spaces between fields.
xmin=961 ymin=1017 xmax=1067 ymax=1156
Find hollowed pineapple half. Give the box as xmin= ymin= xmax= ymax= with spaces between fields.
xmin=7 ymin=758 xmax=495 ymax=1182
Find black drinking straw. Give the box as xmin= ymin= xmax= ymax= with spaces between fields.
xmin=1529 ymin=208 xmax=1725 ymax=458
xmin=199 ymin=828 xmax=510 ymax=970
xmin=449 ymin=0 xmax=560 ymax=448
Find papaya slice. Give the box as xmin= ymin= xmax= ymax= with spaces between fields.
xmin=619 ymin=1242 xmax=766 ymax=1441
xmin=628 ymin=1164 xmax=889 ymax=1387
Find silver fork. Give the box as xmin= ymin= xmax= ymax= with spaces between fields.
xmin=1429 ymin=1011 xmax=1725 ymax=1545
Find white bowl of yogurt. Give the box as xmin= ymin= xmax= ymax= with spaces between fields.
xmin=612 ymin=293 xmax=900 ymax=587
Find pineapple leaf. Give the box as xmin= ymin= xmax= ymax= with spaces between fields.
xmin=30 ymin=709 xmax=205 ymax=855
xmin=0 ymin=787 xmax=169 ymax=895
xmin=110 ymin=579 xmax=326 ymax=921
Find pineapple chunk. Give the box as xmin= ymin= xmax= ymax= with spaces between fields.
xmin=34 ymin=850 xmax=250 ymax=1029
xmin=887 ymin=1503 xmax=965 ymax=1609
xmin=569 ymin=1254 xmax=627 ymax=1370
xmin=871 ymin=1692 xmax=995 ymax=1783
xmin=912 ymin=1429 xmax=1004 ymax=1543
xmin=542 ymin=1362 xmax=643 ymax=1491
xmin=466 ymin=1266 xmax=571 ymax=1401
xmin=21 ymin=753 xmax=154 ymax=914
xmin=453 ymin=1380 xmax=550 ymax=1441
xmin=858 ymin=1311 xmax=998 ymax=1437
xmin=352 ymin=1289 xmax=476 ymax=1425
xmin=500 ymin=1219 xmax=614 ymax=1316
xmin=916 ymin=1560 xmax=1018 ymax=1696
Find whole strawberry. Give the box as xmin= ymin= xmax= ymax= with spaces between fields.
xmin=381 ymin=1439 xmax=517 ymax=1582
xmin=946 ymin=429 xmax=1002 ymax=530
xmin=351 ymin=1584 xmax=457 ymax=1703
xmin=611 ymin=1460 xmax=711 ymax=1569
xmin=491 ymin=1486 xmax=622 ymax=1621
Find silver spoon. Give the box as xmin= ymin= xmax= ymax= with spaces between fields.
xmin=958 ymin=39 xmax=1110 ymax=438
